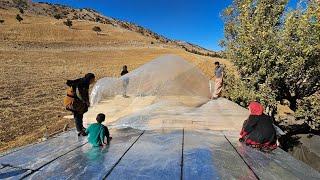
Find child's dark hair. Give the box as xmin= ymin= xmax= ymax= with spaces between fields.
xmin=96 ymin=113 xmax=105 ymax=123
xmin=85 ymin=73 xmax=95 ymax=80
xmin=214 ymin=61 xmax=220 ymax=65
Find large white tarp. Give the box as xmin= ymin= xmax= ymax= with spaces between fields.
xmin=90 ymin=54 xmax=211 ymax=105
xmin=85 ymin=55 xmax=248 ymax=131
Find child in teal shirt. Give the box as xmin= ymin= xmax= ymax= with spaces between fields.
xmin=85 ymin=113 xmax=112 ymax=147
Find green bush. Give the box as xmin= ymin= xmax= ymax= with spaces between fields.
xmin=63 ymin=19 xmax=72 ymax=28
xmin=222 ymin=0 xmax=320 ymax=128
xmin=223 ymin=67 xmax=262 ymax=107
xmin=16 ymin=14 xmax=23 ymax=23
xmin=19 ymin=8 xmax=24 ymax=14
xmin=13 ymin=0 xmax=29 ymax=9
xmin=54 ymin=14 xmax=62 ymax=20
xmin=92 ymin=26 xmax=102 ymax=35
xmin=295 ymin=94 xmax=320 ymax=129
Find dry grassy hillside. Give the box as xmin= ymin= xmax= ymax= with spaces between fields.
xmin=0 ymin=7 xmax=230 ymax=152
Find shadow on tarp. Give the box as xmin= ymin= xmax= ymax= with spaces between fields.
xmin=0 ymin=168 xmax=28 ymax=179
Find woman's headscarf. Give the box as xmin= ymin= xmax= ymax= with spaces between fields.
xmin=66 ymin=73 xmax=95 ymax=89
xmin=248 ymin=102 xmax=264 ymax=115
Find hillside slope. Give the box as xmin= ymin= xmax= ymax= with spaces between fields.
xmin=0 ymin=1 xmax=229 ymax=152
xmin=0 ymin=0 xmax=222 ymax=57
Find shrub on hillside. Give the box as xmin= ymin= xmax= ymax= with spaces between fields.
xmin=19 ymin=8 xmax=24 ymax=14
xmin=0 ymin=20 xmax=4 ymax=24
xmin=16 ymin=14 xmax=23 ymax=23
xmin=63 ymin=19 xmax=72 ymax=28
xmin=13 ymin=0 xmax=29 ymax=9
xmin=92 ymin=26 xmax=102 ymax=35
xmin=54 ymin=14 xmax=62 ymax=20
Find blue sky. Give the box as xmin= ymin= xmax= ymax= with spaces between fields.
xmin=34 ymin=0 xmax=299 ymax=51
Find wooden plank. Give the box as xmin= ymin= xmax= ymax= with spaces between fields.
xmin=226 ymin=136 xmax=320 ymax=180
xmin=183 ymin=130 xmax=257 ymax=179
xmin=107 ymin=129 xmax=182 ymax=180
xmin=27 ymin=128 xmax=143 ymax=179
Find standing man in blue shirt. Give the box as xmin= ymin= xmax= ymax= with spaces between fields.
xmin=212 ymin=61 xmax=224 ymax=99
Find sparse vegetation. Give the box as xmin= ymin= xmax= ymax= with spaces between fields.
xmin=19 ymin=8 xmax=24 ymax=14
xmin=0 ymin=20 xmax=4 ymax=24
xmin=183 ymin=47 xmax=221 ymax=58
xmin=92 ymin=26 xmax=102 ymax=35
xmin=13 ymin=0 xmax=29 ymax=9
xmin=222 ymin=0 xmax=320 ymax=129
xmin=63 ymin=19 xmax=72 ymax=28
xmin=16 ymin=14 xmax=23 ymax=23
xmin=54 ymin=14 xmax=62 ymax=20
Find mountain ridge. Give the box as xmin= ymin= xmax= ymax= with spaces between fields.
xmin=0 ymin=0 xmax=222 ymax=57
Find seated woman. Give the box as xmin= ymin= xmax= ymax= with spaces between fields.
xmin=239 ymin=102 xmax=277 ymax=151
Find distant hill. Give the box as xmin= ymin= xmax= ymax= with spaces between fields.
xmin=0 ymin=0 xmax=222 ymax=57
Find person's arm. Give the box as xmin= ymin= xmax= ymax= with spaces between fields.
xmin=100 ymin=127 xmax=106 ymax=145
xmin=104 ymin=126 xmax=111 ymax=144
xmin=212 ymin=68 xmax=216 ymax=80
xmin=78 ymin=87 xmax=90 ymax=106
xmin=104 ymin=126 xmax=110 ymax=138
xmin=85 ymin=126 xmax=90 ymax=135
xmin=240 ymin=117 xmax=258 ymax=138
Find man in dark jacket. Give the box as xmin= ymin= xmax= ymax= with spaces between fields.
xmin=66 ymin=73 xmax=95 ymax=136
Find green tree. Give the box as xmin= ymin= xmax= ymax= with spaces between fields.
xmin=16 ymin=14 xmax=23 ymax=23
xmin=296 ymin=93 xmax=320 ymax=129
xmin=222 ymin=0 xmax=320 ymax=127
xmin=276 ymin=1 xmax=320 ymax=110
xmin=222 ymin=0 xmax=288 ymax=105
